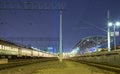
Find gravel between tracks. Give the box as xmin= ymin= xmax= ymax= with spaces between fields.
xmin=0 ymin=60 xmax=116 ymax=74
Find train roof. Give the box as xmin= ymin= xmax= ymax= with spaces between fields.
xmin=0 ymin=38 xmax=31 ymax=49
xmin=0 ymin=38 xmax=48 ymax=51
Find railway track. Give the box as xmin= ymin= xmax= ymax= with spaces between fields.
xmin=70 ymin=60 xmax=120 ymax=73
xmin=0 ymin=58 xmax=58 ymax=70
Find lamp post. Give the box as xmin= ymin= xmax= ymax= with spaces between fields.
xmin=108 ymin=22 xmax=112 ymax=52
xmin=114 ymin=22 xmax=120 ymax=51
xmin=108 ymin=22 xmax=120 ymax=51
xmin=113 ymin=23 xmax=116 ymax=51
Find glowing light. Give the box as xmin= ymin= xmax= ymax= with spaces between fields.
xmin=47 ymin=47 xmax=53 ymax=50
xmin=116 ymin=22 xmax=120 ymax=26
xmin=108 ymin=22 xmax=112 ymax=27
xmin=71 ymin=47 xmax=79 ymax=54
xmin=31 ymin=46 xmax=40 ymax=51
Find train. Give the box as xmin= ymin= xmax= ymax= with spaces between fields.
xmin=0 ymin=38 xmax=56 ymax=59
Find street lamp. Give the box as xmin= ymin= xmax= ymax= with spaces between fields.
xmin=108 ymin=22 xmax=112 ymax=52
xmin=116 ymin=22 xmax=120 ymax=26
xmin=108 ymin=21 xmax=120 ymax=51
xmin=108 ymin=22 xmax=113 ymax=27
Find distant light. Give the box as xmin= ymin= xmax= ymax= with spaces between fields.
xmin=76 ymin=47 xmax=79 ymax=50
xmin=47 ymin=47 xmax=53 ymax=50
xmin=31 ymin=46 xmax=34 ymax=49
xmin=71 ymin=47 xmax=79 ymax=54
xmin=31 ymin=46 xmax=39 ymax=50
xmin=108 ymin=22 xmax=112 ymax=27
xmin=87 ymin=39 xmax=89 ymax=41
xmin=116 ymin=22 xmax=120 ymax=26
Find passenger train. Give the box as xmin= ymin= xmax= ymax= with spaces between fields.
xmin=0 ymin=38 xmax=56 ymax=59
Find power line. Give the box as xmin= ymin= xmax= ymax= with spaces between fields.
xmin=79 ymin=18 xmax=107 ymax=33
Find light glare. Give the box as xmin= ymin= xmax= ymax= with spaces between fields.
xmin=116 ymin=22 xmax=120 ymax=26
xmin=108 ymin=22 xmax=112 ymax=27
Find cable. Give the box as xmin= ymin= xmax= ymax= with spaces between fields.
xmin=79 ymin=18 xmax=107 ymax=33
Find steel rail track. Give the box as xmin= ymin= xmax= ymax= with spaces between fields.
xmin=70 ymin=59 xmax=120 ymax=73
xmin=0 ymin=58 xmax=58 ymax=70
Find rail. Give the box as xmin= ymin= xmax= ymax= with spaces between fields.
xmin=69 ymin=59 xmax=120 ymax=73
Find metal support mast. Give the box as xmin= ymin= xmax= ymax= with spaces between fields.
xmin=59 ymin=10 xmax=63 ymax=62
xmin=113 ymin=23 xmax=116 ymax=51
xmin=107 ymin=10 xmax=111 ymax=52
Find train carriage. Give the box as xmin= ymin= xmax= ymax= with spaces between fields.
xmin=0 ymin=38 xmax=56 ymax=59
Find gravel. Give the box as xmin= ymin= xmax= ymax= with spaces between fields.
xmin=0 ymin=60 xmax=116 ymax=74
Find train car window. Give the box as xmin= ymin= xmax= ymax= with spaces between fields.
xmin=0 ymin=44 xmax=1 ymax=49
xmin=1 ymin=45 xmax=3 ymax=50
xmin=8 ymin=45 xmax=10 ymax=50
xmin=3 ymin=45 xmax=5 ymax=50
xmin=4 ymin=45 xmax=6 ymax=50
xmin=14 ymin=47 xmax=18 ymax=51
xmin=5 ymin=46 xmax=10 ymax=50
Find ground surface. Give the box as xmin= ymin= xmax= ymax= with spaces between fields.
xmin=0 ymin=60 xmax=116 ymax=74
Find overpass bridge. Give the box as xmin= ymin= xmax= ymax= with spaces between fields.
xmin=72 ymin=36 xmax=113 ymax=54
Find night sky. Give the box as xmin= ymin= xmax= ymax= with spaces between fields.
xmin=0 ymin=0 xmax=120 ymax=52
